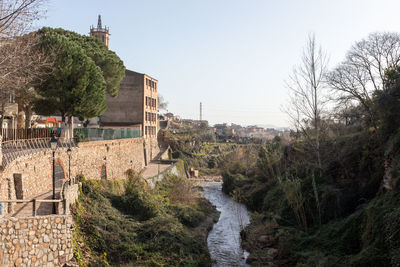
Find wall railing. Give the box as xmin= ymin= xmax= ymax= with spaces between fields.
xmin=1 ymin=128 xmax=61 ymax=142
xmin=0 ymin=198 xmax=67 ymax=217
xmin=2 ymin=138 xmax=77 ymax=167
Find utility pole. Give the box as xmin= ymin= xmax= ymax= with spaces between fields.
xmin=200 ymin=102 xmax=202 ymax=122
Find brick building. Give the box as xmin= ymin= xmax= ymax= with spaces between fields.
xmin=89 ymin=15 xmax=158 ymax=139
xmin=100 ymin=70 xmax=158 ymax=138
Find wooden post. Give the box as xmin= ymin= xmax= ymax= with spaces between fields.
xmin=32 ymin=199 xmax=36 ymax=216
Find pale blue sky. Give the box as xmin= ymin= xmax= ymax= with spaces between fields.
xmin=38 ymin=0 xmax=400 ymax=127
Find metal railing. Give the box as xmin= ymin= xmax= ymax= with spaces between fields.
xmin=74 ymin=127 xmax=142 ymax=142
xmin=0 ymin=198 xmax=67 ymax=217
xmin=2 ymin=138 xmax=77 ymax=166
xmin=1 ymin=128 xmax=61 ymax=142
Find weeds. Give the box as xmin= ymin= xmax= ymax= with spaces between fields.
xmin=72 ymin=174 xmax=214 ymax=266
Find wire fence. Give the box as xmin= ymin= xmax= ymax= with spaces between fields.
xmin=2 ymin=138 xmax=77 ymax=167
xmin=74 ymin=127 xmax=142 ymax=142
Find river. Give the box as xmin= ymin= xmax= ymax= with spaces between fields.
xmin=202 ymin=183 xmax=251 ymax=267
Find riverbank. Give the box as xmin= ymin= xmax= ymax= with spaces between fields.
xmin=219 ymin=132 xmax=400 ymax=266
xmin=70 ymin=172 xmax=219 ymax=266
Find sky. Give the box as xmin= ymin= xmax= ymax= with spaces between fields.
xmin=37 ymin=0 xmax=400 ymax=127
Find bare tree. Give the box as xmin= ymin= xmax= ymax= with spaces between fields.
xmin=0 ymin=0 xmax=46 ymax=38
xmin=327 ymin=32 xmax=400 ymax=127
xmin=0 ymin=33 xmax=50 ymax=129
xmin=0 ymin=0 xmax=48 ymax=130
xmin=286 ymin=34 xmax=328 ymax=173
xmin=158 ymin=94 xmax=168 ymax=112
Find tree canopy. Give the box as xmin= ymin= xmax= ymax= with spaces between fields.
xmin=33 ymin=27 xmax=125 ymax=120
xmin=41 ymin=27 xmax=125 ymax=97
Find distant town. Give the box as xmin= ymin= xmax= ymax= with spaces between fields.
xmin=160 ymin=112 xmax=290 ymax=143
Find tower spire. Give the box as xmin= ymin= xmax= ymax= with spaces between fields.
xmin=97 ymin=14 xmax=102 ymax=29
xmin=90 ymin=14 xmax=110 ymax=49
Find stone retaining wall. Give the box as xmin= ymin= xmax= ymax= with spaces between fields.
xmin=0 ymin=137 xmax=160 ymax=216
xmin=0 ymin=215 xmax=73 ymax=266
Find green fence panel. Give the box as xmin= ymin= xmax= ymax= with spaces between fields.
xmin=74 ymin=128 xmax=142 ymax=142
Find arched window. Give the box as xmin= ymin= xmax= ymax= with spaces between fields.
xmin=101 ymin=165 xmax=107 ymax=180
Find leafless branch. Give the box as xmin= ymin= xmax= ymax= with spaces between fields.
xmin=285 ymin=33 xmax=329 ymax=172
xmin=0 ymin=0 xmax=46 ymax=38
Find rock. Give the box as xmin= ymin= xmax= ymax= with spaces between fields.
xmin=267 ymin=248 xmax=278 ymax=257
xmin=15 ymin=258 xmax=22 ymax=266
xmin=48 ymin=252 xmax=54 ymax=261
xmin=43 ymin=235 xmax=50 ymax=243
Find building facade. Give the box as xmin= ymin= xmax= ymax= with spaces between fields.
xmin=99 ymin=70 xmax=158 ymax=138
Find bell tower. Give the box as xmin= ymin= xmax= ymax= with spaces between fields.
xmin=90 ymin=15 xmax=110 ymax=48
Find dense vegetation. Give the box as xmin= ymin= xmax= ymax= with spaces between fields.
xmin=33 ymin=27 xmax=125 ymax=122
xmin=161 ymin=127 xmax=237 ymax=175
xmin=71 ymin=169 xmax=218 ymax=266
xmin=221 ymin=65 xmax=400 ymax=266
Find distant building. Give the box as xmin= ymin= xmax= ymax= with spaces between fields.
xmin=90 ymin=15 xmax=110 ymax=48
xmin=181 ymin=119 xmax=208 ymax=127
xmin=90 ymin=16 xmax=158 ymax=138
xmin=164 ymin=112 xmax=174 ymax=120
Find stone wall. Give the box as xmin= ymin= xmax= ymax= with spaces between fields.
xmin=0 ymin=136 xmax=159 ymax=215
xmin=63 ymin=184 xmax=79 ymax=215
xmin=0 ymin=215 xmax=73 ymax=266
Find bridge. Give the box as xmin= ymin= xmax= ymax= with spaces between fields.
xmin=189 ymin=177 xmax=222 ymax=186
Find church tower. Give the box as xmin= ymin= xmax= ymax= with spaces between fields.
xmin=90 ymin=15 xmax=110 ymax=48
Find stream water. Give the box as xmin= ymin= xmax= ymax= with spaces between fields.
xmin=203 ymin=183 xmax=251 ymax=267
